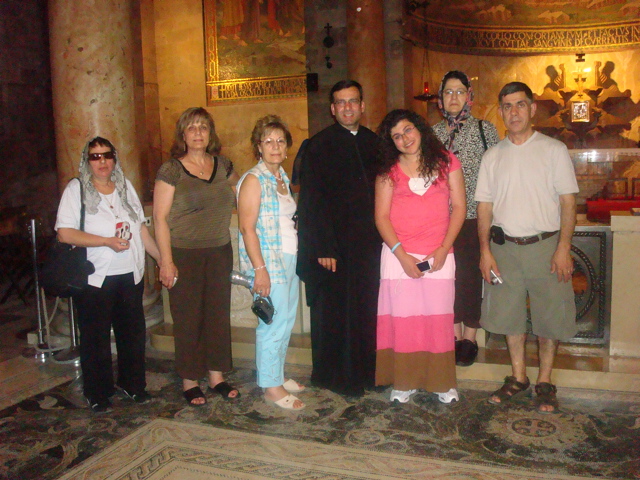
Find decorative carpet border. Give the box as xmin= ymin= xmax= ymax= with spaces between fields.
xmin=57 ymin=418 xmax=597 ymax=480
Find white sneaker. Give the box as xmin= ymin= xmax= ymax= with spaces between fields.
xmin=437 ymin=388 xmax=459 ymax=404
xmin=390 ymin=389 xmax=417 ymax=403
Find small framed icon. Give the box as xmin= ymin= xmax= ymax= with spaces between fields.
xmin=571 ymin=101 xmax=590 ymax=123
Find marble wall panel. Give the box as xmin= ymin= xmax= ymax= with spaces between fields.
xmin=304 ymin=0 xmax=348 ymax=137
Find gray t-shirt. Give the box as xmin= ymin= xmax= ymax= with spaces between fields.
xmin=475 ymin=131 xmax=579 ymax=237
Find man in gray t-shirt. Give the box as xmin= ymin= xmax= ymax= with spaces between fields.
xmin=475 ymin=82 xmax=579 ymax=414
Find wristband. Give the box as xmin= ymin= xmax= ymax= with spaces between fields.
xmin=390 ymin=242 xmax=401 ymax=254
xmin=253 ymin=264 xmax=266 ymax=271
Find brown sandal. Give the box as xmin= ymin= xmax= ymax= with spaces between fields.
xmin=488 ymin=376 xmax=531 ymax=405
xmin=534 ymin=382 xmax=559 ymax=414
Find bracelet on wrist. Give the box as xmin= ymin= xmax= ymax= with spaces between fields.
xmin=390 ymin=242 xmax=401 ymax=254
xmin=253 ymin=264 xmax=266 ymax=271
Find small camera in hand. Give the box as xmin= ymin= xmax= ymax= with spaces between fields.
xmin=490 ymin=269 xmax=503 ymax=285
xmin=251 ymin=296 xmax=274 ymax=325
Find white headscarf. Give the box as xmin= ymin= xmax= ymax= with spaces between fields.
xmin=78 ymin=137 xmax=138 ymax=222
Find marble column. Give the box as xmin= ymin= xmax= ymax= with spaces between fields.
xmin=346 ymin=0 xmax=387 ymax=130
xmin=49 ymin=0 xmax=143 ymax=193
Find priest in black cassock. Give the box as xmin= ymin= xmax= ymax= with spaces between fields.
xmin=297 ymin=80 xmax=382 ymax=397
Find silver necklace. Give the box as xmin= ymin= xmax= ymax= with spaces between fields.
xmin=102 ymin=192 xmax=120 ymax=219
xmin=274 ymin=174 xmax=287 ymax=193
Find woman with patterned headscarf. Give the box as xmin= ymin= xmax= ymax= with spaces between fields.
xmin=55 ymin=136 xmax=162 ymax=413
xmin=432 ymin=71 xmax=500 ymax=367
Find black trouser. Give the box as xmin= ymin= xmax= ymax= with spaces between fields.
xmin=75 ymin=273 xmax=146 ymax=401
xmin=454 ymin=219 xmax=483 ymax=329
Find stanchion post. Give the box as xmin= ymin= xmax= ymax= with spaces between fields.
xmin=29 ymin=218 xmax=52 ymax=359
xmin=52 ymin=296 xmax=81 ymax=364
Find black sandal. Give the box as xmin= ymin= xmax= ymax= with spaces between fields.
xmin=534 ymin=382 xmax=559 ymax=414
xmin=488 ymin=376 xmax=531 ymax=405
xmin=208 ymin=381 xmax=241 ymax=401
xmin=183 ymin=386 xmax=206 ymax=406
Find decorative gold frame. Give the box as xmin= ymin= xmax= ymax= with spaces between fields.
xmin=203 ymin=0 xmax=306 ymax=104
xmin=571 ymin=101 xmax=590 ymax=123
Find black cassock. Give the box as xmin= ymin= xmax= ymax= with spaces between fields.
xmin=296 ymin=123 xmax=381 ymax=396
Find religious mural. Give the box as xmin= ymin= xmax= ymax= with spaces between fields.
xmin=407 ymin=0 xmax=640 ymax=54
xmin=420 ymin=0 xmax=639 ymax=26
xmin=203 ymin=0 xmax=307 ymax=103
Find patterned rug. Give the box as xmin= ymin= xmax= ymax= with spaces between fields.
xmin=55 ymin=418 xmax=599 ymax=480
xmin=1 ymin=357 xmax=639 ymax=480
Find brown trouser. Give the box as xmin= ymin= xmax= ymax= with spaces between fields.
xmin=169 ymin=242 xmax=233 ymax=379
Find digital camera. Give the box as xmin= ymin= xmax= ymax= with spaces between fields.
xmin=251 ymin=296 xmax=274 ymax=325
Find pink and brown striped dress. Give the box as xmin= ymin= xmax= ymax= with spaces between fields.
xmin=376 ymin=156 xmax=460 ymax=393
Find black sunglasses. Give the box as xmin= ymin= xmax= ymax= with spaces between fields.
xmin=88 ymin=151 xmax=115 ymax=161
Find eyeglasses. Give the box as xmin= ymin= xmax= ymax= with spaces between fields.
xmin=391 ymin=126 xmax=416 ymax=142
xmin=261 ymin=138 xmax=287 ymax=148
xmin=443 ymin=89 xmax=468 ymax=97
xmin=333 ymin=98 xmax=361 ymax=107
xmin=88 ymin=151 xmax=115 ymax=161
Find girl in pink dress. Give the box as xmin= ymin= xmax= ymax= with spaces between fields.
xmin=375 ymin=109 xmax=466 ymax=404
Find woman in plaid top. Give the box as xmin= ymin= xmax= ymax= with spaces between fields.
xmin=237 ymin=115 xmax=305 ymax=411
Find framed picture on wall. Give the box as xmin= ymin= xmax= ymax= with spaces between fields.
xmin=571 ymin=101 xmax=590 ymax=123
xmin=203 ymin=0 xmax=307 ymax=103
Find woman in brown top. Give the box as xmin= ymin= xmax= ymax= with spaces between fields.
xmin=154 ymin=107 xmax=240 ymax=406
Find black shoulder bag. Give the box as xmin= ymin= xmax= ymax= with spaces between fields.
xmin=40 ymin=179 xmax=96 ymax=298
xmin=478 ymin=120 xmax=488 ymax=152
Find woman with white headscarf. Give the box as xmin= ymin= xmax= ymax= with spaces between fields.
xmin=432 ymin=71 xmax=500 ymax=367
xmin=55 ymin=136 xmax=161 ymax=413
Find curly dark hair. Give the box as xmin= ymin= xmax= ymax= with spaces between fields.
xmin=376 ymin=109 xmax=449 ymax=181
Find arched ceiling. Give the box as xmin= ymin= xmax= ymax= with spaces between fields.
xmin=405 ymin=1 xmax=640 ymax=55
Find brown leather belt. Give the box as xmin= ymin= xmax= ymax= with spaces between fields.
xmin=504 ymin=231 xmax=558 ymax=246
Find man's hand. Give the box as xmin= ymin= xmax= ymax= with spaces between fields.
xmin=318 ymin=257 xmax=337 ymax=272
xmin=479 ymin=250 xmax=499 ymax=283
xmin=551 ymin=248 xmax=574 ymax=283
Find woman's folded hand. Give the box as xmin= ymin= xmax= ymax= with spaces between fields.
xmin=105 ymin=236 xmax=130 ymax=253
